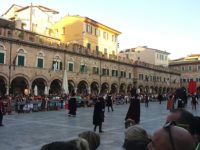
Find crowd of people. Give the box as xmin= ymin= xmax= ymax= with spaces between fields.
xmin=0 ymin=88 xmax=200 ymax=150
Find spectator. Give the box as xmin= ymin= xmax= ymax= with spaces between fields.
xmin=41 ymin=138 xmax=89 ymax=150
xmin=78 ymin=131 xmax=100 ymax=150
xmin=123 ymin=125 xmax=150 ymax=150
xmin=147 ymin=123 xmax=195 ymax=150
xmin=166 ymin=108 xmax=194 ymax=133
xmin=190 ymin=116 xmax=200 ymax=150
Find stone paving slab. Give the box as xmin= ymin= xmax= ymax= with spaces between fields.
xmin=0 ymin=101 xmax=199 ymax=150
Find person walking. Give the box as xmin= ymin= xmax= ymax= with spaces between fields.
xmin=0 ymin=98 xmax=5 ymax=126
xmin=93 ymin=96 xmax=104 ymax=133
xmin=144 ymin=94 xmax=149 ymax=107
xmin=106 ymin=93 xmax=113 ymax=112
xmin=125 ymin=88 xmax=141 ymax=125
xmin=158 ymin=93 xmax=163 ymax=104
xmin=68 ymin=92 xmax=77 ymax=117
xmin=191 ymin=95 xmax=198 ymax=110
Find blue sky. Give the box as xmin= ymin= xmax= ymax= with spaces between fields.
xmin=1 ymin=0 xmax=200 ymax=59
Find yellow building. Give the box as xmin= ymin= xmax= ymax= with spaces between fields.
xmin=51 ymin=15 xmax=121 ymax=57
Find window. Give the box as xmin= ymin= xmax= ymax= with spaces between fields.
xmin=18 ymin=55 xmax=25 ymax=66
xmin=95 ymin=29 xmax=100 ymax=36
xmin=104 ymin=48 xmax=107 ymax=54
xmin=139 ymin=74 xmax=144 ymax=80
xmin=68 ymin=62 xmax=74 ymax=72
xmin=80 ymin=64 xmax=87 ymax=73
xmin=87 ymin=43 xmax=91 ymax=50
xmin=37 ymin=52 xmax=44 ymax=68
xmin=102 ymin=68 xmax=109 ymax=76
xmin=37 ymin=58 xmax=43 ymax=68
xmin=52 ymin=61 xmax=62 ymax=70
xmin=103 ymin=32 xmax=107 ymax=39
xmin=188 ymin=66 xmax=192 ymax=71
xmin=112 ymin=70 xmax=118 ymax=77
xmin=96 ymin=46 xmax=99 ymax=55
xmin=112 ymin=35 xmax=116 ymax=42
xmin=86 ymin=24 xmax=92 ymax=33
xmin=0 ymin=52 xmax=4 ymax=64
xmin=181 ymin=66 xmax=185 ymax=71
xmin=62 ymin=27 xmax=65 ymax=34
xmin=129 ymin=73 xmax=131 ymax=79
xmin=93 ymin=67 xmax=99 ymax=74
xmin=197 ymin=65 xmax=200 ymax=71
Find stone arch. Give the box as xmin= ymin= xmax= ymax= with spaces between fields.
xmin=101 ymin=82 xmax=109 ymax=95
xmin=10 ymin=76 xmax=29 ymax=96
xmin=91 ymin=81 xmax=99 ymax=95
xmin=110 ymin=83 xmax=118 ymax=94
xmin=150 ymin=86 xmax=154 ymax=94
xmin=11 ymin=74 xmax=30 ymax=88
xmin=144 ymin=86 xmax=149 ymax=93
xmin=119 ymin=83 xmax=126 ymax=94
xmin=127 ymin=84 xmax=132 ymax=93
xmin=0 ymin=42 xmax=6 ymax=50
xmin=0 ymin=75 xmax=7 ymax=96
xmin=31 ymin=78 xmax=48 ymax=96
xmin=138 ymin=85 xmax=144 ymax=94
xmin=68 ymin=80 xmax=75 ymax=94
xmin=77 ymin=80 xmax=88 ymax=95
xmin=49 ymin=79 xmax=62 ymax=95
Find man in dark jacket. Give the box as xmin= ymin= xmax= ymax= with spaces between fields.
xmin=106 ymin=93 xmax=113 ymax=112
xmin=0 ymin=98 xmax=5 ymax=126
xmin=93 ymin=96 xmax=104 ymax=133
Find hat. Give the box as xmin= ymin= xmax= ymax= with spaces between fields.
xmin=124 ymin=125 xmax=149 ymax=141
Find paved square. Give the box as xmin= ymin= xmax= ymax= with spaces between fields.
xmin=0 ymin=101 xmax=199 ymax=150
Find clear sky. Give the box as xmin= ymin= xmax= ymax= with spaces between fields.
xmin=1 ymin=0 xmax=200 ymax=59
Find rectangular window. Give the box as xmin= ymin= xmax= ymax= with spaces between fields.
xmin=80 ymin=64 xmax=87 ymax=73
xmin=104 ymin=48 xmax=107 ymax=54
xmin=18 ymin=55 xmax=24 ymax=66
xmin=181 ymin=66 xmax=185 ymax=71
xmin=37 ymin=58 xmax=43 ymax=68
xmin=87 ymin=43 xmax=91 ymax=49
xmin=86 ymin=24 xmax=92 ymax=33
xmin=68 ymin=62 xmax=74 ymax=72
xmin=120 ymin=71 xmax=123 ymax=77
xmin=96 ymin=46 xmax=99 ymax=55
xmin=103 ymin=32 xmax=106 ymax=39
xmin=129 ymin=73 xmax=131 ymax=79
xmin=92 ymin=67 xmax=99 ymax=74
xmin=139 ymin=74 xmax=144 ymax=80
xmin=188 ymin=66 xmax=192 ymax=71
xmin=197 ymin=65 xmax=200 ymax=71
xmin=107 ymin=69 xmax=109 ymax=76
xmin=0 ymin=52 xmax=4 ymax=64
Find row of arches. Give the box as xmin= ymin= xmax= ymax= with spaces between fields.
xmin=0 ymin=75 xmax=133 ymax=96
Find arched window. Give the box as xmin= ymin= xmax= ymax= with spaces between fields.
xmin=16 ymin=48 xmax=26 ymax=66
xmin=0 ymin=44 xmax=6 ymax=64
xmin=37 ymin=52 xmax=44 ymax=68
xmin=52 ymin=55 xmax=62 ymax=71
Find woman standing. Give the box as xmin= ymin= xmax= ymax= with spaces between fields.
xmin=93 ymin=96 xmax=104 ymax=133
xmin=68 ymin=92 xmax=77 ymax=117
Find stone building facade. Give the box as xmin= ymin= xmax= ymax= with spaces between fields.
xmin=0 ymin=19 xmax=180 ymax=96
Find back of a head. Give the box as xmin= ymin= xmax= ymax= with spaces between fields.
xmin=170 ymin=126 xmax=195 ymax=150
xmin=41 ymin=141 xmax=79 ymax=150
xmin=78 ymin=131 xmax=100 ymax=150
xmin=68 ymin=138 xmax=90 ymax=150
xmin=123 ymin=125 xmax=150 ymax=150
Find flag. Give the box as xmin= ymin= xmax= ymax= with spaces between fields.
xmin=188 ymin=80 xmax=196 ymax=94
xmin=12 ymin=54 xmax=17 ymax=70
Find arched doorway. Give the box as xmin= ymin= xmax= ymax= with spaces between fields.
xmin=68 ymin=80 xmax=75 ymax=94
xmin=32 ymin=78 xmax=47 ymax=96
xmin=138 ymin=85 xmax=143 ymax=94
xmin=127 ymin=84 xmax=132 ymax=94
xmin=0 ymin=76 xmax=6 ymax=96
xmin=119 ymin=83 xmax=126 ymax=94
xmin=49 ymin=79 xmax=62 ymax=95
xmin=100 ymin=82 xmax=109 ymax=95
xmin=10 ymin=77 xmax=29 ymax=96
xmin=110 ymin=83 xmax=118 ymax=94
xmin=91 ymin=81 xmax=99 ymax=95
xmin=77 ymin=80 xmax=88 ymax=95
xmin=144 ymin=86 xmax=149 ymax=93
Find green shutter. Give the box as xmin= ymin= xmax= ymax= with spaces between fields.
xmin=18 ymin=55 xmax=24 ymax=66
xmin=69 ymin=63 xmax=73 ymax=71
xmin=60 ymin=62 xmax=62 ymax=70
xmin=52 ymin=61 xmax=56 ymax=69
xmin=0 ymin=53 xmax=4 ymax=64
xmin=37 ymin=58 xmax=43 ymax=68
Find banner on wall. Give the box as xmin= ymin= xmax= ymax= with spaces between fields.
xmin=188 ymin=80 xmax=197 ymax=94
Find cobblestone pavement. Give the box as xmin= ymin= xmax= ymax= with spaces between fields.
xmin=0 ymin=101 xmax=199 ymax=150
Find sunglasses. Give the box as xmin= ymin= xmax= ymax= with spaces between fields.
xmin=163 ymin=121 xmax=176 ymax=150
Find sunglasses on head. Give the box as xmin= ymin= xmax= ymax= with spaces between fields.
xmin=163 ymin=122 xmax=176 ymax=150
